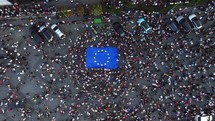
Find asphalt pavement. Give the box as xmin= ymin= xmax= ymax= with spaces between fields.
xmin=0 ymin=1 xmax=214 ymax=121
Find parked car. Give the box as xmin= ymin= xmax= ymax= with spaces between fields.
xmin=113 ymin=22 xmax=125 ymax=37
xmin=38 ymin=25 xmax=53 ymax=42
xmin=29 ymin=26 xmax=44 ymax=45
xmin=164 ymin=18 xmax=179 ymax=32
xmin=188 ymin=14 xmax=202 ymax=30
xmin=51 ymin=24 xmax=66 ymax=39
xmin=176 ymin=16 xmax=191 ymax=32
xmin=195 ymin=114 xmax=212 ymax=121
xmin=137 ymin=18 xmax=151 ymax=34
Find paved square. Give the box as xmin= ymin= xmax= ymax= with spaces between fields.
xmin=0 ymin=0 xmax=214 ymax=121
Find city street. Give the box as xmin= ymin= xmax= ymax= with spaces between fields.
xmin=0 ymin=0 xmax=214 ymax=121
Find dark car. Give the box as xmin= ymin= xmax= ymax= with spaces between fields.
xmin=165 ymin=18 xmax=179 ymax=32
xmin=29 ymin=26 xmax=44 ymax=45
xmin=176 ymin=16 xmax=191 ymax=32
xmin=113 ymin=22 xmax=125 ymax=37
xmin=38 ymin=25 xmax=53 ymax=42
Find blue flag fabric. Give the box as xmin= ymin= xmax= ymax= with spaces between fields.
xmin=86 ymin=47 xmax=118 ymax=69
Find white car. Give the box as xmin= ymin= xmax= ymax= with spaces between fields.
xmin=195 ymin=114 xmax=212 ymax=121
xmin=51 ymin=24 xmax=65 ymax=39
xmin=188 ymin=14 xmax=202 ymax=30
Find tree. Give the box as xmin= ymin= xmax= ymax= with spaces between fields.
xmin=76 ymin=4 xmax=85 ymax=16
xmin=59 ymin=7 xmax=73 ymax=18
xmin=84 ymin=8 xmax=90 ymax=19
xmin=91 ymin=4 xmax=103 ymax=16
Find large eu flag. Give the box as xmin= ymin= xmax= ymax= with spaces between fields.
xmin=86 ymin=47 xmax=118 ymax=69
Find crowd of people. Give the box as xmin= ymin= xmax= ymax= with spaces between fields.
xmin=103 ymin=0 xmax=190 ymax=8
xmin=0 ymin=0 xmax=214 ymax=121
xmin=0 ymin=1 xmax=60 ymax=20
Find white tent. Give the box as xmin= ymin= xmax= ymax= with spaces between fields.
xmin=0 ymin=0 xmax=13 ymax=6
